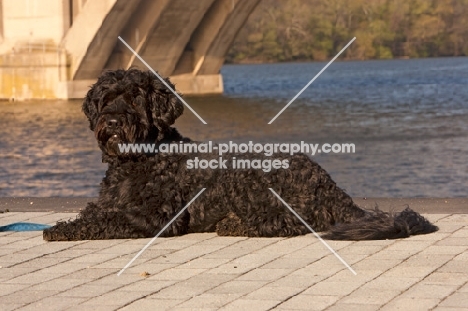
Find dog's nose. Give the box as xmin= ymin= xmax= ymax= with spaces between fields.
xmin=107 ymin=119 xmax=119 ymax=129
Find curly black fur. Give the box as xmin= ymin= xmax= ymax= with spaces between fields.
xmin=43 ymin=69 xmax=438 ymax=241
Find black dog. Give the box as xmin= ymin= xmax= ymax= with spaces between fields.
xmin=43 ymin=69 xmax=438 ymax=241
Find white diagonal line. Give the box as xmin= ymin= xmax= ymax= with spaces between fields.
xmin=117 ymin=36 xmax=207 ymax=125
xmin=268 ymin=188 xmax=357 ymax=275
xmin=268 ymin=37 xmax=356 ymax=124
xmin=117 ymin=188 xmax=206 ymax=276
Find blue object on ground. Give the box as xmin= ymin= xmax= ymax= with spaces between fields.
xmin=0 ymin=222 xmax=52 ymax=232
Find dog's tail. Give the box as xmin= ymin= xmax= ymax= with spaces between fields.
xmin=323 ymin=207 xmax=438 ymax=240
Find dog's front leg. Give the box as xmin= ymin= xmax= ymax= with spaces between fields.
xmin=43 ymin=202 xmax=148 ymax=241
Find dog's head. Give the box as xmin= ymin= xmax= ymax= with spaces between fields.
xmin=82 ymin=69 xmax=183 ymax=157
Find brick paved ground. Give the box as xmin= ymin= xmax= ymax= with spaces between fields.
xmin=0 ymin=211 xmax=467 ymax=310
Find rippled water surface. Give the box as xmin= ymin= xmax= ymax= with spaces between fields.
xmin=1 ymin=57 xmax=467 ymax=197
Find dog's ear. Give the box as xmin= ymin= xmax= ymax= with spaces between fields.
xmin=147 ymin=75 xmax=184 ymax=140
xmin=82 ymin=88 xmax=99 ymax=131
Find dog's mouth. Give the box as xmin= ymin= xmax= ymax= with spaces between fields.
xmin=104 ymin=134 xmax=124 ymax=156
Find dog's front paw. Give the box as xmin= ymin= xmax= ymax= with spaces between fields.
xmin=43 ymin=224 xmax=71 ymax=241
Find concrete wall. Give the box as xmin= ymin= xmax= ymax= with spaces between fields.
xmin=0 ymin=0 xmax=70 ymax=53
xmin=0 ymin=0 xmax=71 ymax=99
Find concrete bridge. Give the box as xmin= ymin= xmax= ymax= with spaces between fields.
xmin=0 ymin=0 xmax=260 ymax=99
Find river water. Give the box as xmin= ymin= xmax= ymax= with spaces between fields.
xmin=1 ymin=57 xmax=467 ymax=198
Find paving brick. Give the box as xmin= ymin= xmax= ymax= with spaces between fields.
xmin=438 ymin=292 xmax=468 ymax=308
xmin=289 ymin=262 xmax=345 ymax=277
xmin=245 ymin=286 xmax=303 ymax=300
xmin=335 ymin=245 xmax=386 ymax=255
xmin=176 ymin=258 xmax=231 ymax=269
xmin=37 ymin=262 xmax=91 ymax=274
xmin=181 ymin=273 xmax=236 ymax=288
xmin=148 ymin=283 xmax=204 ymax=299
xmin=118 ymin=280 xmax=176 ymax=293
xmin=365 ymin=250 xmax=414 ymax=261
xmin=87 ymin=274 xmax=139 ymax=286
xmin=148 ymin=268 xmax=206 ymax=281
xmin=424 ymin=272 xmax=468 ymax=286
xmin=125 ymin=263 xmax=177 ymax=275
xmin=338 ymin=289 xmax=401 ymax=305
xmin=420 ymin=245 xmax=468 ymax=256
xmin=437 ymin=260 xmax=468 ymax=273
xmin=453 ymin=251 xmax=468 ymax=261
xmin=15 ymin=242 xmax=76 ymax=255
xmin=0 ymin=290 xmax=59 ymax=305
xmin=0 ymin=267 xmax=42 ymax=281
xmin=57 ymin=284 xmax=122 ymax=298
xmin=207 ymin=281 xmax=268 ymax=295
xmin=435 ymin=223 xmax=467 ymax=233
xmin=147 ymin=239 xmax=205 ymax=250
xmin=358 ymin=276 xmax=419 ymax=291
xmin=267 ymin=274 xmax=327 ymax=288
xmin=438 ymin=214 xmax=468 ymax=222
xmin=148 ymin=244 xmax=227 ymax=264
xmin=382 ymin=265 xmax=438 ymax=278
xmin=69 ymin=240 xmax=123 ymax=250
xmin=381 ymin=297 xmax=440 ymax=310
xmin=283 ymin=245 xmax=333 ymax=259
xmin=326 ymin=269 xmax=382 ymax=284
xmin=406 ymin=232 xmax=449 ymax=241
xmin=79 ymin=290 xmax=148 ymax=306
xmin=0 ymin=252 xmax=45 ymax=265
xmin=351 ymin=258 xmax=403 ymax=271
xmin=435 ymin=237 xmax=468 ymax=246
xmin=261 ymin=256 xmax=317 ymax=269
xmin=204 ymin=240 xmax=279 ymax=259
xmin=450 ymin=229 xmax=468 ymax=238
xmin=59 ymin=268 xmax=114 ymax=279
xmin=326 ymin=303 xmax=381 ymax=311
xmin=235 ymin=268 xmax=293 ymax=281
xmin=0 ymin=304 xmax=23 ymax=311
xmin=380 ymin=240 xmax=435 ymax=252
xmin=120 ymin=299 xmax=185 ymax=311
xmin=8 ymin=256 xmax=72 ymax=269
xmin=67 ymin=253 xmax=122 ymax=264
xmin=0 ymin=283 xmax=24 ymax=296
xmin=402 ymin=254 xmax=453 ymax=267
xmin=15 ymin=296 xmax=87 ymax=311
xmin=174 ymin=293 xmax=242 ymax=308
xmin=27 ymin=278 xmax=89 ymax=291
xmin=207 ymin=254 xmax=278 ymax=274
xmin=201 ymin=235 xmax=246 ymax=245
xmin=458 ymin=282 xmax=468 ymax=292
xmin=5 ymin=271 xmax=61 ymax=285
xmin=252 ymin=236 xmax=314 ymax=255
xmin=219 ymin=298 xmax=280 ymax=311
xmin=303 ymin=281 xmax=363 ymax=296
xmin=400 ymin=283 xmax=458 ymax=299
xmin=276 ymin=294 xmax=339 ymax=310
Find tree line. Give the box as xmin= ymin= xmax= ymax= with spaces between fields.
xmin=226 ymin=0 xmax=468 ymax=63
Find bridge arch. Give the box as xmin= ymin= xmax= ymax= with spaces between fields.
xmin=66 ymin=0 xmax=260 ymax=96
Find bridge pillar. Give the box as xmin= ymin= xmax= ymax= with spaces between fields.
xmin=0 ymin=0 xmax=259 ymax=99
